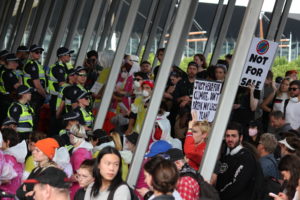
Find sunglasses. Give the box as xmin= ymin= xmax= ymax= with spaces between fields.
xmin=34 ymin=51 xmax=42 ymax=54
xmin=78 ymin=73 xmax=87 ymax=77
xmin=289 ymin=87 xmax=299 ymax=91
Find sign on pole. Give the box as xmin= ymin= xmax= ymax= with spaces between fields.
xmin=192 ymin=80 xmax=222 ymax=122
xmin=240 ymin=37 xmax=278 ymax=90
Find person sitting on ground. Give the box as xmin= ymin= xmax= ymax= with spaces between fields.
xmin=84 ymin=146 xmax=131 ymax=200
xmin=184 ymin=111 xmax=211 ymax=171
xmin=165 ymin=148 xmax=200 ymax=200
xmin=16 ymin=138 xmax=59 ymax=200
xmin=74 ymin=159 xmax=95 ymax=200
xmin=257 ymin=133 xmax=280 ymax=179
xmin=23 ymin=167 xmax=71 ymax=200
xmin=142 ymin=156 xmax=179 ymax=200
xmin=0 ymin=128 xmax=27 ymax=196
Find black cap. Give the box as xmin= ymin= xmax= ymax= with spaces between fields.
xmin=2 ymin=117 xmax=17 ymax=126
xmin=57 ymin=47 xmax=74 ymax=57
xmin=76 ymin=90 xmax=90 ymax=101
xmin=6 ymin=53 xmax=19 ymax=62
xmin=17 ymin=46 xmax=29 ymax=52
xmin=23 ymin=167 xmax=71 ymax=188
xmin=75 ymin=66 xmax=87 ymax=74
xmin=165 ymin=148 xmax=184 ymax=162
xmin=0 ymin=50 xmax=9 ymax=58
xmin=30 ymin=44 xmax=44 ymax=52
xmin=64 ymin=85 xmax=82 ymax=103
xmin=125 ymin=132 xmax=139 ymax=145
xmin=68 ymin=68 xmax=76 ymax=76
xmin=87 ymin=50 xmax=98 ymax=59
xmin=17 ymin=85 xmax=32 ymax=95
xmin=62 ymin=111 xmax=80 ymax=122
xmin=89 ymin=129 xmax=108 ymax=139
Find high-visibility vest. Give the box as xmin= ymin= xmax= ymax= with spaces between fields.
xmin=56 ymin=83 xmax=71 ymax=110
xmin=8 ymin=102 xmax=34 ymax=133
xmin=48 ymin=62 xmax=67 ymax=96
xmin=0 ymin=65 xmax=8 ymax=94
xmin=23 ymin=59 xmax=46 ymax=89
xmin=80 ymin=107 xmax=94 ymax=128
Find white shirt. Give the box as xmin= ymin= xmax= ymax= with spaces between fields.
xmin=285 ymin=98 xmax=300 ymax=129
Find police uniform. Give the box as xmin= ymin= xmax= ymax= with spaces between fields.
xmin=2 ymin=54 xmax=21 ymax=95
xmin=75 ymin=66 xmax=93 ymax=111
xmin=0 ymin=50 xmax=9 ymax=123
xmin=73 ymin=90 xmax=94 ymax=129
xmin=23 ymin=45 xmax=46 ymax=125
xmin=58 ymin=111 xmax=80 ymax=146
xmin=7 ymin=85 xmax=34 ymax=140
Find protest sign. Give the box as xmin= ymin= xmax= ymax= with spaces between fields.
xmin=240 ymin=37 xmax=278 ymax=90
xmin=192 ymin=80 xmax=222 ymax=122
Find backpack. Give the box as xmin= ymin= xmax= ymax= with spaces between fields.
xmin=181 ymin=172 xmax=220 ymax=200
xmin=107 ymin=182 xmax=139 ymax=200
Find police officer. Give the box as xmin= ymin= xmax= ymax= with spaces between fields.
xmin=7 ymin=85 xmax=34 ymax=140
xmin=16 ymin=45 xmax=30 ymax=81
xmin=59 ymin=111 xmax=80 ymax=146
xmin=0 ymin=50 xmax=10 ymax=123
xmin=73 ymin=90 xmax=94 ymax=130
xmin=1 ymin=54 xmax=22 ymax=95
xmin=75 ymin=66 xmax=93 ymax=111
xmin=23 ymin=44 xmax=46 ymax=125
xmin=48 ymin=47 xmax=74 ymax=134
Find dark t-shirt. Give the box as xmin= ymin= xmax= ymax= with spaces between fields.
xmin=231 ymin=87 xmax=260 ymax=126
xmin=173 ymin=78 xmax=195 ymax=100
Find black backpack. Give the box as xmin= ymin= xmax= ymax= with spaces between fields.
xmin=181 ymin=172 xmax=220 ymax=200
xmin=107 ymin=182 xmax=139 ymax=200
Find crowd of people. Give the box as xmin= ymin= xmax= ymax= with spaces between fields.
xmin=1 ymin=45 xmax=300 ymax=200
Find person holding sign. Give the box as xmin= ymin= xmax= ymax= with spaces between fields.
xmin=231 ymin=84 xmax=260 ymax=128
xmin=184 ymin=111 xmax=211 ymax=171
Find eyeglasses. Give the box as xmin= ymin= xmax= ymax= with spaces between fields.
xmin=289 ymin=87 xmax=299 ymax=91
xmin=78 ymin=73 xmax=87 ymax=77
xmin=34 ymin=51 xmax=42 ymax=54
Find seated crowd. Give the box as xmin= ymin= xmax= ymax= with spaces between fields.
xmin=1 ymin=46 xmax=300 ymax=200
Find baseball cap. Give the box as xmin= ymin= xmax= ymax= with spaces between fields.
xmin=125 ymin=132 xmax=139 ymax=145
xmin=6 ymin=53 xmax=19 ymax=62
xmin=24 ymin=167 xmax=71 ymax=188
xmin=145 ymin=140 xmax=172 ymax=158
xmin=142 ymin=80 xmax=154 ymax=89
xmin=57 ymin=47 xmax=74 ymax=57
xmin=17 ymin=85 xmax=32 ymax=95
xmin=29 ymin=44 xmax=44 ymax=52
xmin=165 ymin=148 xmax=184 ymax=162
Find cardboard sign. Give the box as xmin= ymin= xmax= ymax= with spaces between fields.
xmin=239 ymin=37 xmax=278 ymax=90
xmin=191 ymin=80 xmax=222 ymax=122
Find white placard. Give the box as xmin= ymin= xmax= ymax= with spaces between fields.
xmin=240 ymin=37 xmax=278 ymax=90
xmin=191 ymin=80 xmax=222 ymax=122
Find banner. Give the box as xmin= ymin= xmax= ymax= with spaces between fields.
xmin=191 ymin=80 xmax=222 ymax=122
xmin=240 ymin=37 xmax=278 ymax=90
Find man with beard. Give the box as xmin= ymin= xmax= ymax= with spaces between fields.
xmin=285 ymin=80 xmax=300 ymax=130
xmin=216 ymin=122 xmax=258 ymax=200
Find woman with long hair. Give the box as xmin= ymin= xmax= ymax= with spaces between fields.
xmin=16 ymin=138 xmax=59 ymax=199
xmin=84 ymin=146 xmax=131 ymax=200
xmin=271 ymin=155 xmax=300 ymax=200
